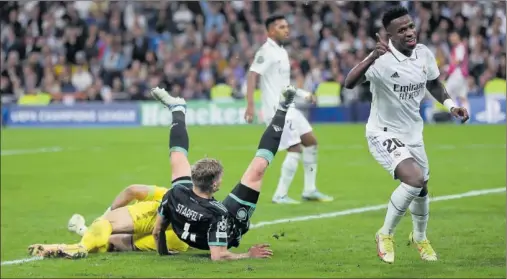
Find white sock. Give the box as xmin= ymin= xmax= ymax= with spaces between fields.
xmin=409 ymin=194 xmax=429 ymax=241
xmin=380 ymin=183 xmax=422 ymax=235
xmin=172 ymin=106 xmax=186 ymax=113
xmin=273 ymin=152 xmax=300 ymax=198
xmin=302 ymin=145 xmax=318 ymax=195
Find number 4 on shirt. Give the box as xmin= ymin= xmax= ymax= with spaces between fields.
xmin=181 ymin=222 xmax=196 ymax=242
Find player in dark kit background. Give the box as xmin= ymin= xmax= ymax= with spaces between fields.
xmin=150 ymin=84 xmax=297 ymax=261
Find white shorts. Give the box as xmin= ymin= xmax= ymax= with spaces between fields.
xmin=265 ymin=108 xmax=313 ymax=151
xmin=366 ymin=133 xmax=430 ymax=181
xmin=446 ymin=70 xmax=468 ymax=99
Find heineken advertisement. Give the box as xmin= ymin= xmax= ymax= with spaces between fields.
xmin=141 ymin=101 xmax=262 ymax=126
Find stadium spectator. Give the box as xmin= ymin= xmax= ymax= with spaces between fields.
xmin=0 ymin=1 xmax=505 ymax=105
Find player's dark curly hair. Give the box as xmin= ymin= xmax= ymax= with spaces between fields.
xmin=265 ymin=14 xmax=286 ymax=29
xmin=382 ymin=6 xmax=409 ymax=29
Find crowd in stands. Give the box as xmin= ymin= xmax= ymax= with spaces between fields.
xmin=0 ymin=1 xmax=505 ymax=106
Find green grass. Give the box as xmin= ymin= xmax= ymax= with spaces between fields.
xmin=1 ymin=124 xmax=505 ymax=278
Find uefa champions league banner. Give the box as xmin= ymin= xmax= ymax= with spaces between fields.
xmin=5 ymin=103 xmax=141 ymax=128
xmin=468 ymin=94 xmax=506 ymax=124
xmin=140 ymin=101 xmax=263 ymax=126
xmin=420 ymin=94 xmax=506 ymax=124
xmin=3 ymin=96 xmax=504 ymax=128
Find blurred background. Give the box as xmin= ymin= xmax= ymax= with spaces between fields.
xmin=0 ymin=1 xmax=505 ymax=126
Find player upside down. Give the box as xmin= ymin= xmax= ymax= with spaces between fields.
xmin=151 ymin=85 xmax=295 ymax=260
xmin=30 ymin=84 xmax=296 ymax=261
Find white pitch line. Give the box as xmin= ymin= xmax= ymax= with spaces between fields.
xmin=190 ymin=143 xmax=505 ymax=152
xmin=1 ymin=256 xmax=43 ymax=266
xmin=0 ymin=147 xmax=63 ymax=156
xmin=249 ymin=187 xmax=506 ymax=229
xmin=1 ymin=187 xmax=504 ymax=266
xmin=1 ymin=143 xmax=503 ymax=156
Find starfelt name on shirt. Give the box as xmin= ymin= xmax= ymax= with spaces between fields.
xmin=176 ymin=203 xmax=204 ymax=222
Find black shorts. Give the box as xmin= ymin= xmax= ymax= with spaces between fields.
xmin=222 ymin=183 xmax=260 ymax=245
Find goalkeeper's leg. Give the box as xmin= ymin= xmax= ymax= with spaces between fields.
xmin=30 ymin=208 xmax=135 ymax=259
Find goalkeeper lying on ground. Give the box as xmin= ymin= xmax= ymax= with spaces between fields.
xmin=29 ymin=184 xmax=189 ymax=258
xmin=29 ymin=82 xmax=295 ymax=260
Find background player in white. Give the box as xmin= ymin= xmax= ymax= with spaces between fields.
xmin=446 ymin=30 xmax=470 ymax=114
xmin=344 ymin=6 xmax=469 ymax=264
xmin=244 ymin=14 xmax=333 ymax=204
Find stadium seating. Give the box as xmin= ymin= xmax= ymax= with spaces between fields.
xmin=0 ymin=1 xmax=504 ymax=106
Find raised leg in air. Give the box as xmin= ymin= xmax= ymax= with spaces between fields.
xmin=222 ymin=86 xmax=296 ymax=234
xmin=151 ymin=87 xmax=191 ymax=181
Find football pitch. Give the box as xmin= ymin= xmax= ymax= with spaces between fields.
xmin=1 ymin=124 xmax=505 ymax=278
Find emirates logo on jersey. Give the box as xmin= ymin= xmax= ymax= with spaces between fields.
xmin=393 ymin=82 xmax=425 ymax=101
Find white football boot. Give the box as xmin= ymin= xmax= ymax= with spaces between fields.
xmin=150 ymin=87 xmax=186 ymax=110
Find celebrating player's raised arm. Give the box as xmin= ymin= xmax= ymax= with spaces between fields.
xmin=423 ymin=48 xmax=470 ymax=123
xmin=344 ymin=33 xmax=390 ymax=89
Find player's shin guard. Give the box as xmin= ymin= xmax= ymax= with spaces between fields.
xmin=255 ymin=109 xmax=287 ymax=164
xmin=409 ymin=188 xmax=429 ymax=241
xmin=169 ymin=111 xmax=189 ymax=156
xmin=380 ymin=183 xmax=421 ymax=235
xmin=79 ymin=218 xmax=112 ymax=252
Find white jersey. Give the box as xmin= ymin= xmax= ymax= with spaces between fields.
xmin=364 ymin=40 xmax=440 ymax=144
xmin=249 ymin=38 xmax=291 ymax=121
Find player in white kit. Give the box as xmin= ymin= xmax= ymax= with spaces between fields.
xmin=344 ymin=6 xmax=469 ymax=264
xmin=446 ymin=31 xmax=470 ymax=113
xmin=244 ymin=14 xmax=333 ymax=204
